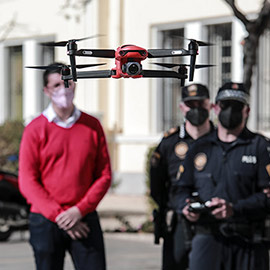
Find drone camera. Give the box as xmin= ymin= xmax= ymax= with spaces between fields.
xmin=122 ymin=62 xmax=142 ymax=76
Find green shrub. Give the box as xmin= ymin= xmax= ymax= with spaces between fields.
xmin=145 ymin=145 xmax=158 ymax=213
xmin=137 ymin=145 xmax=158 ymax=233
xmin=0 ymin=120 xmax=24 ymax=173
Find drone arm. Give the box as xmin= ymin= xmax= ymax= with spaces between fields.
xmin=69 ymin=55 xmax=77 ymax=81
xmin=62 ymin=70 xmax=113 ymax=81
xmin=188 ymin=41 xmax=199 ymax=81
xmin=141 ymin=69 xmax=187 ymax=79
xmin=67 ymin=41 xmax=78 ymax=81
xmin=74 ymin=49 xmax=115 ymax=58
xmin=147 ymin=49 xmax=190 ymax=58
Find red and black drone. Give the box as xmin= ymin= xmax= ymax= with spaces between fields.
xmin=27 ymin=36 xmax=213 ymax=87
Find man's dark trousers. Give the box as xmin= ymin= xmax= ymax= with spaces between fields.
xmin=29 ymin=211 xmax=106 ymax=270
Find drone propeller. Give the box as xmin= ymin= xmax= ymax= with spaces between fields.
xmin=185 ymin=38 xmax=213 ymax=80
xmin=41 ymin=35 xmax=104 ymax=81
xmin=187 ymin=38 xmax=213 ymax=47
xmin=25 ymin=63 xmax=106 ymax=70
xmin=40 ymin=35 xmax=103 ymax=47
xmin=152 ymin=62 xmax=214 ymax=82
xmin=173 ymin=36 xmax=213 ymax=47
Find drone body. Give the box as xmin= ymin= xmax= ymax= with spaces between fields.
xmin=26 ymin=36 xmax=213 ymax=87
xmin=112 ymin=45 xmax=147 ymax=79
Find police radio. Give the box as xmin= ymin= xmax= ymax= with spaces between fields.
xmin=188 ymin=192 xmax=217 ymax=213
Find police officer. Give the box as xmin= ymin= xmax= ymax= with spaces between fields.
xmin=150 ymin=83 xmax=214 ymax=270
xmin=176 ymin=82 xmax=270 ymax=270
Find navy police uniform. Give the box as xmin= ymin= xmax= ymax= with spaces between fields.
xmin=151 ymin=125 xmax=197 ymax=270
xmin=176 ymin=82 xmax=270 ymax=270
xmin=150 ymin=83 xmax=213 ymax=270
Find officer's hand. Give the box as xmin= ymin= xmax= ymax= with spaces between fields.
xmin=66 ymin=221 xmax=90 ymax=240
xmin=263 ymin=188 xmax=270 ymax=198
xmin=208 ymin=197 xmax=233 ymax=219
xmin=56 ymin=206 xmax=82 ymax=230
xmin=182 ymin=199 xmax=200 ymax=222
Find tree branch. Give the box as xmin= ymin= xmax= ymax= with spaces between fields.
xmin=0 ymin=16 xmax=17 ymax=42
xmin=255 ymin=0 xmax=270 ymax=34
xmin=224 ymin=0 xmax=250 ymax=27
xmin=224 ymin=0 xmax=270 ymax=93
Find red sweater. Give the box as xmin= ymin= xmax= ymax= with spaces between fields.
xmin=19 ymin=112 xmax=111 ymax=222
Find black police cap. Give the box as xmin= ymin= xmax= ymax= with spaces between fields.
xmin=215 ymin=82 xmax=249 ymax=104
xmin=181 ymin=83 xmax=209 ymax=102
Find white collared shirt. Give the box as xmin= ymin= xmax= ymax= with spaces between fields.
xmin=42 ymin=103 xmax=81 ymax=128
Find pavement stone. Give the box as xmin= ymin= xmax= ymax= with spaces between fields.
xmin=0 ymin=231 xmax=161 ymax=270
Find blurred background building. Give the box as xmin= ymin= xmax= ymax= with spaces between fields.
xmin=0 ymin=0 xmax=269 ymax=195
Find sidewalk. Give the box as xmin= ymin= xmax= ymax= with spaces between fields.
xmin=97 ymin=193 xmax=150 ymax=232
xmin=0 ymin=194 xmax=159 ymax=270
xmin=0 ymin=231 xmax=161 ymax=270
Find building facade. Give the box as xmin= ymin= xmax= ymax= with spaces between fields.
xmin=0 ymin=0 xmax=269 ymax=194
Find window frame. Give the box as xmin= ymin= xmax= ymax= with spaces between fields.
xmin=0 ymin=36 xmax=55 ymax=124
xmin=151 ymin=17 xmax=234 ymax=133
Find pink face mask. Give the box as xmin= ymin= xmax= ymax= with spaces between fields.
xmin=51 ymin=87 xmax=74 ymax=109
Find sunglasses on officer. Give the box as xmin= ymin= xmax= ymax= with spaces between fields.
xmin=219 ymin=100 xmax=244 ymax=111
xmin=184 ymin=99 xmax=205 ymax=109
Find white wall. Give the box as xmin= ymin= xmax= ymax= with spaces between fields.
xmin=0 ymin=0 xmax=263 ymax=194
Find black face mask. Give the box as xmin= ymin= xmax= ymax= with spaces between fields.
xmin=186 ymin=107 xmax=209 ymax=126
xmin=218 ymin=106 xmax=243 ymax=129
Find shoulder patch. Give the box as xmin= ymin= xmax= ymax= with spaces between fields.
xmin=150 ymin=151 xmax=161 ymax=167
xmin=266 ymin=164 xmax=270 ymax=177
xmin=194 ymin=152 xmax=207 ymax=171
xmin=175 ymin=142 xmax=189 ymax=160
xmin=163 ymin=126 xmax=179 ymax=138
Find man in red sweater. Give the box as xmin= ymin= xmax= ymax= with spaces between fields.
xmin=19 ymin=63 xmax=112 ymax=270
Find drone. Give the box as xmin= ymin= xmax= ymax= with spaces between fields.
xmin=26 ymin=36 xmax=214 ymax=87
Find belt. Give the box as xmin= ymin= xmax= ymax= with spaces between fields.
xmin=219 ymin=223 xmax=254 ymax=240
xmin=195 ymin=222 xmax=262 ymax=243
xmin=196 ymin=222 xmax=253 ymax=237
xmin=195 ymin=223 xmax=221 ymax=235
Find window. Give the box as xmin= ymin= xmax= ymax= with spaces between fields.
xmin=156 ymin=23 xmax=232 ymax=132
xmin=4 ymin=40 xmax=54 ymax=124
xmin=257 ymin=29 xmax=270 ymax=131
xmin=8 ymin=46 xmax=23 ymax=121
xmin=207 ymin=23 xmax=232 ymax=102
xmin=40 ymin=45 xmax=54 ymax=110
xmin=160 ymin=28 xmax=185 ymax=131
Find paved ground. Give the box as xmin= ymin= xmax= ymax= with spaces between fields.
xmin=0 ymin=194 xmax=159 ymax=269
xmin=0 ymin=231 xmax=161 ymax=270
xmin=105 ymin=233 xmax=161 ymax=270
